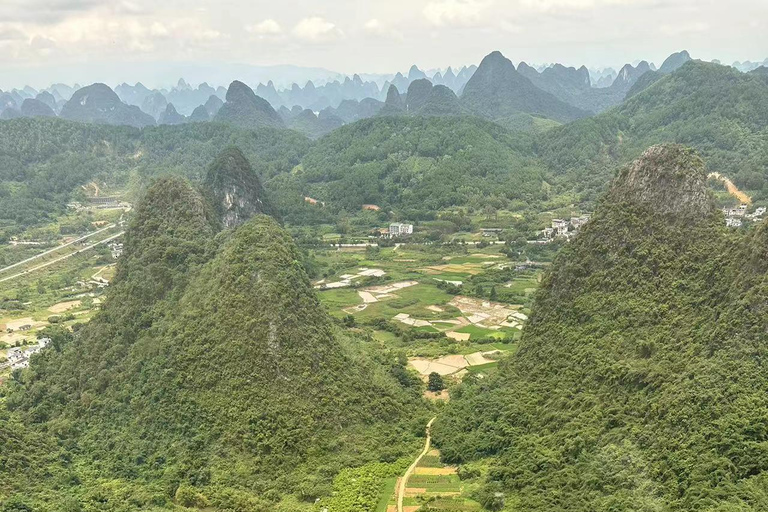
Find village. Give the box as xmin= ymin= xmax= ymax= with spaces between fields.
xmin=722 ymin=204 xmax=766 ymax=228
xmin=0 ymin=336 xmax=51 ymax=371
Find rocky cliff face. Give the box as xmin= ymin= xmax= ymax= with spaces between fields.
xmin=434 ymin=145 xmax=768 ymax=511
xmin=203 ymin=146 xmax=278 ymax=227
xmin=607 ymin=144 xmax=715 ymax=219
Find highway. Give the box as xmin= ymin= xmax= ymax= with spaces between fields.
xmin=0 ymin=232 xmax=124 ymax=285
xmin=0 ymin=224 xmax=117 ymax=275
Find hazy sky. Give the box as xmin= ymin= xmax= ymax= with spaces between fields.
xmin=1 ymin=0 xmax=767 ymax=88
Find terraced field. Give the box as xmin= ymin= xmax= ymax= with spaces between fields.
xmin=382 ymin=448 xmax=482 ymax=512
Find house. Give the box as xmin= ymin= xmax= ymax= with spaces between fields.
xmin=481 ymin=228 xmax=503 ymax=237
xmin=362 ymin=204 xmax=381 ymax=211
xmin=570 ymin=215 xmax=590 ymax=230
xmin=725 ymin=217 xmax=743 ymax=228
xmin=745 ymin=206 xmax=766 ymax=221
xmin=722 ymin=204 xmax=748 ymax=218
xmin=7 ymin=348 xmax=22 ymax=362
xmin=87 ymin=196 xmax=119 ymax=206
xmin=551 ymin=219 xmax=569 ymax=237
xmin=389 ymin=223 xmax=413 ymax=237
xmin=109 ymin=242 xmax=124 ymax=259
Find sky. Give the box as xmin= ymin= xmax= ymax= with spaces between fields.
xmin=1 ymin=0 xmax=767 ymax=89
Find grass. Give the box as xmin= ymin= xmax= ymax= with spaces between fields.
xmin=372 ymin=330 xmax=399 ymax=343
xmin=465 ymin=361 xmax=499 ymax=374
xmin=409 ymin=474 xmax=463 ymax=492
xmin=353 ymin=283 xmax=459 ymax=322
xmin=317 ymin=288 xmax=361 ymax=313
xmin=454 ymin=324 xmax=495 ymax=339
xmin=375 ymin=477 xmax=398 ymax=512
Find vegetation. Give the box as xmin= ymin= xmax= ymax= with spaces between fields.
xmin=0 ymin=174 xmax=429 ymax=509
xmin=539 ymin=60 xmax=768 ymax=205
xmin=288 ymin=116 xmax=544 ymax=218
xmin=433 ymin=146 xmax=768 ymax=511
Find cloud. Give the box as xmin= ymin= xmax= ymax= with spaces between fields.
xmin=660 ymin=21 xmax=709 ymax=36
xmin=365 ymin=19 xmax=383 ymax=32
xmin=0 ymin=25 xmax=26 ymax=42
xmin=0 ymin=0 xmax=101 ymax=23
xmin=363 ymin=18 xmax=404 ymax=40
xmin=246 ymin=19 xmax=282 ymax=36
xmin=518 ymin=0 xmax=652 ymax=12
xmin=150 ymin=22 xmax=169 ymax=37
xmin=423 ymin=0 xmax=492 ymax=27
xmin=292 ymin=17 xmax=343 ymax=42
xmin=499 ymin=20 xmax=521 ymax=33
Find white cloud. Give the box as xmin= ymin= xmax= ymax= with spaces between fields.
xmin=423 ymin=0 xmax=492 ymax=27
xmin=0 ymin=24 xmax=26 ymax=42
xmin=499 ymin=20 xmax=521 ymax=33
xmin=365 ymin=19 xmax=383 ymax=31
xmin=246 ymin=19 xmax=282 ymax=35
xmin=519 ymin=0 xmax=651 ymax=12
xmin=150 ymin=22 xmax=169 ymax=37
xmin=363 ymin=18 xmax=404 ymax=40
xmin=660 ymin=21 xmax=709 ymax=36
xmin=292 ymin=16 xmax=343 ymax=42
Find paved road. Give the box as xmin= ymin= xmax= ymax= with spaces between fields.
xmin=0 ymin=232 xmax=124 ymax=284
xmin=0 ymin=224 xmax=117 ymax=275
xmin=397 ymin=416 xmax=437 ymax=512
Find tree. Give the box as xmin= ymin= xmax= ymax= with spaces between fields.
xmin=489 ymin=286 xmax=498 ymax=301
xmin=342 ymin=314 xmax=356 ymax=327
xmin=427 ymin=372 xmax=445 ymax=392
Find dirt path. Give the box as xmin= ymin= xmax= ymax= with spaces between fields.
xmin=709 ymin=172 xmax=752 ymax=205
xmin=397 ymin=416 xmax=436 ymax=512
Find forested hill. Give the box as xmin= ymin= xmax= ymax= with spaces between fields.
xmin=0 ymin=118 xmax=310 ymax=236
xmin=539 ymin=60 xmax=768 ymax=204
xmin=433 ymin=145 xmax=768 ymax=511
xmin=275 ymin=115 xmax=545 ymax=218
xmin=0 ymin=174 xmax=428 ymax=510
xmin=1 ymin=59 xmax=767 ymax=234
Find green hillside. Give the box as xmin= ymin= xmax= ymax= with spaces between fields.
xmin=0 ymin=118 xmax=310 ymax=235
xmin=283 ymin=116 xmax=544 ymax=218
xmin=433 ymin=145 xmax=768 ymax=511
xmin=539 ymin=61 xmax=768 ymax=204
xmin=0 ymin=176 xmax=428 ymax=510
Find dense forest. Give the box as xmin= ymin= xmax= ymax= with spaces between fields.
xmin=433 ymin=145 xmax=768 ymax=511
xmin=1 ymin=60 xmax=767 ymax=240
xmin=0 ymin=118 xmax=309 ymax=237
xmin=0 ymin=156 xmax=430 ymax=510
xmin=539 ymin=61 xmax=768 ymax=204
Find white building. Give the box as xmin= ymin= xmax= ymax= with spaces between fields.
xmin=389 ymin=223 xmax=413 ymax=237
xmin=551 ymin=219 xmax=569 ymax=237
xmin=570 ymin=215 xmax=590 ymax=230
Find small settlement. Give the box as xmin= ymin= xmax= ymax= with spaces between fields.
xmin=1 ymin=337 xmax=51 ymax=371
xmin=723 ymin=204 xmax=766 ymax=228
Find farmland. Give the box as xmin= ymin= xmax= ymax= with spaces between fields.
xmin=310 ymin=242 xmax=542 ymax=383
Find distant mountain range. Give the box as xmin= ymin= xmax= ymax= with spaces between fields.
xmin=1 ymin=51 xmax=764 ymax=138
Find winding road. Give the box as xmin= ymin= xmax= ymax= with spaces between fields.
xmin=397 ymin=416 xmax=437 ymax=512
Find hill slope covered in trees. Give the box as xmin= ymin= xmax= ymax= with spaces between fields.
xmin=0 ymin=163 xmax=428 ymax=510
xmin=539 ymin=60 xmax=768 ymax=204
xmin=433 ymin=145 xmax=768 ymax=511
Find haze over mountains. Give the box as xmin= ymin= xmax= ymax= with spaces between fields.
xmin=4 ymin=50 xmax=761 ymax=140
xmin=2 ymin=38 xmax=768 ymax=512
